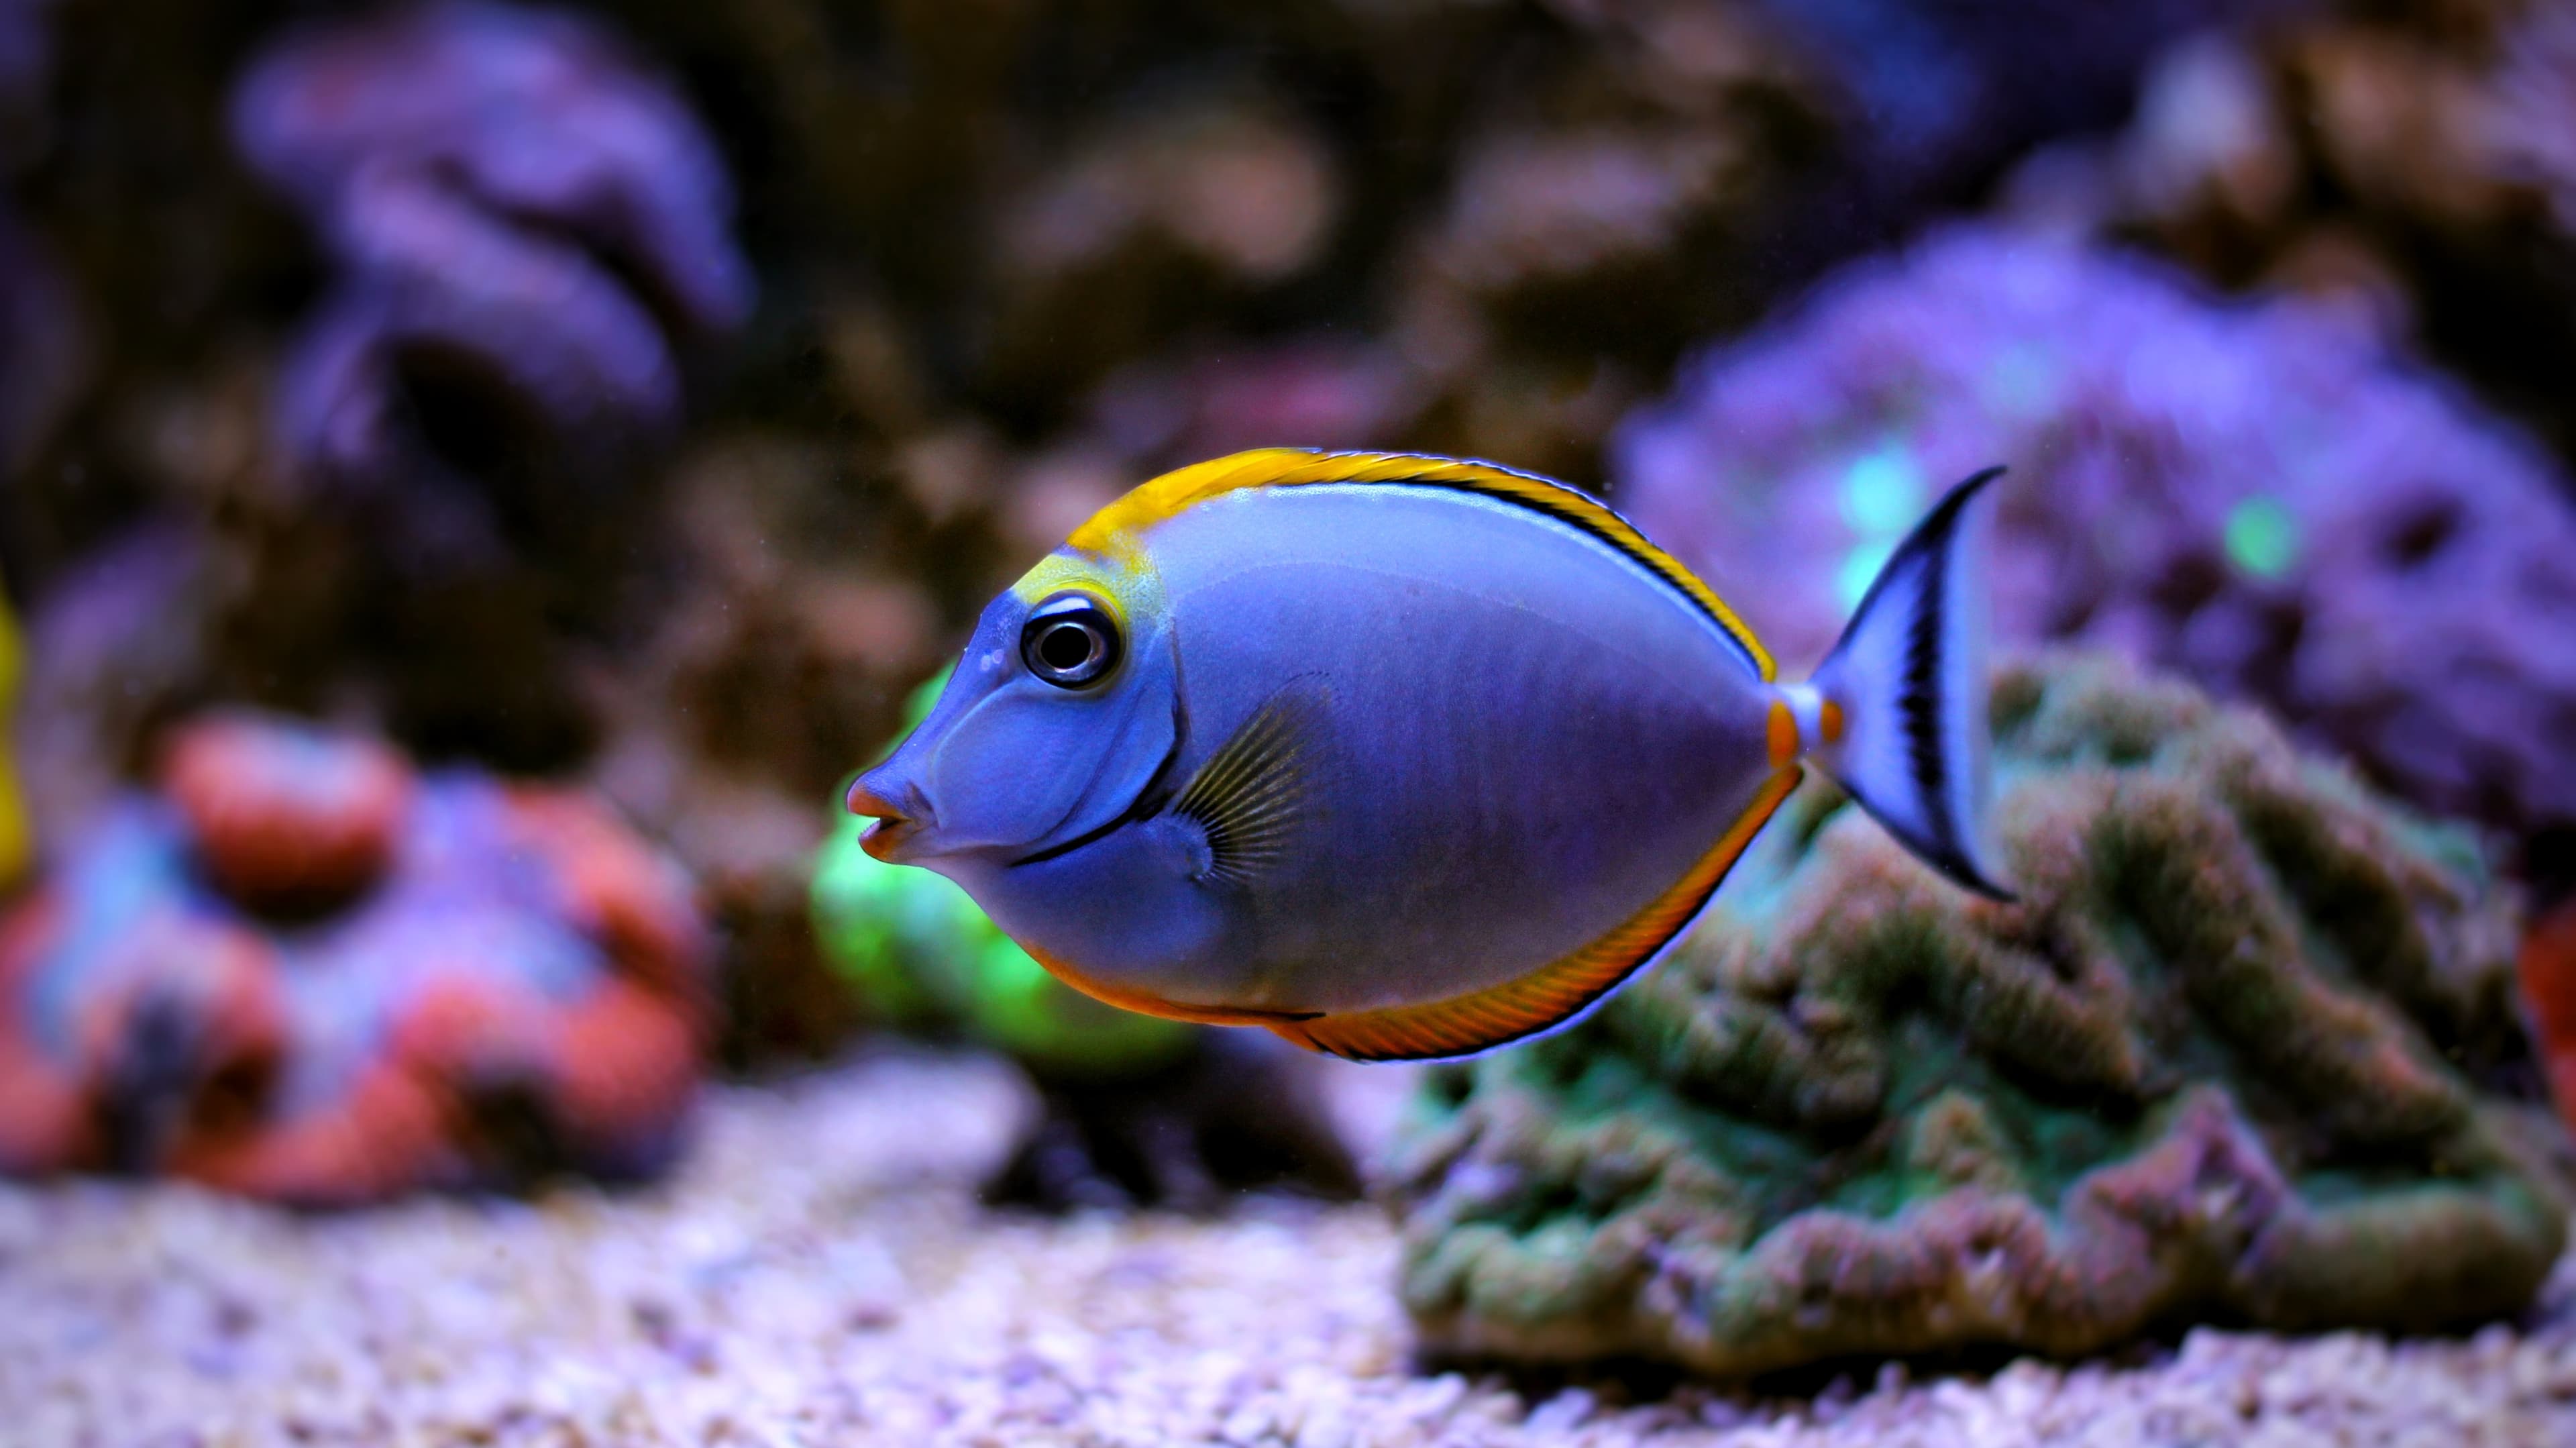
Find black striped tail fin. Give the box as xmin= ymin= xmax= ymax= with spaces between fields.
xmin=1805 ymin=467 xmax=2012 ymax=900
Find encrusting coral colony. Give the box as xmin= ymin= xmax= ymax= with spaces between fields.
xmin=1389 ymin=654 xmax=2568 ymax=1376
xmin=0 ymin=713 xmax=710 ymax=1203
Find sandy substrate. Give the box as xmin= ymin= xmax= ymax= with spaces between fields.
xmin=2 ymin=1051 xmax=2572 ymax=1447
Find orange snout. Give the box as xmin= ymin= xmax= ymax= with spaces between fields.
xmin=845 ymin=777 xmax=918 ymax=862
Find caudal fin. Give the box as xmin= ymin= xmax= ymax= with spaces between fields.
xmin=1801 ymin=466 xmax=2012 ymax=900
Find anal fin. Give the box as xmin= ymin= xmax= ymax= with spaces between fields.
xmin=1271 ymin=766 xmax=1803 ymax=1062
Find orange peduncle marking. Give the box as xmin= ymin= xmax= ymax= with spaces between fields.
xmin=1767 ymin=700 xmax=1800 ymax=769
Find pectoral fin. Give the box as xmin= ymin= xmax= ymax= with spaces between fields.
xmin=1171 ymin=676 xmax=1328 ymax=886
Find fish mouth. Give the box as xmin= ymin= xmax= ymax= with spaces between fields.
xmin=847 ymin=777 xmax=934 ymax=863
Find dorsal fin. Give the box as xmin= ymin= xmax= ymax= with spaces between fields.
xmin=1067 ymin=449 xmax=1774 ymax=681
xmin=1269 ymin=766 xmax=1803 ymax=1062
xmin=1171 ymin=678 xmax=1326 ymax=886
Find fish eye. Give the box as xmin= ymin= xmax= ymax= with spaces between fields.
xmin=1020 ymin=592 xmax=1122 ymax=688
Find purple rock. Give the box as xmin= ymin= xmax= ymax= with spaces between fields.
xmin=1615 ymin=225 xmax=2576 ymax=841
xmin=231 ymin=1 xmax=751 ymax=493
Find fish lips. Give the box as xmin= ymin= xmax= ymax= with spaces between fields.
xmin=846 ymin=774 xmax=934 ymax=863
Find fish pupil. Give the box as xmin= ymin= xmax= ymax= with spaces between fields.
xmin=1038 ymin=622 xmax=1095 ymax=672
xmin=1022 ymin=590 xmax=1121 ymax=686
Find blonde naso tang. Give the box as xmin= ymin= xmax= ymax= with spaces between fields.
xmin=849 ymin=450 xmax=2008 ymax=1062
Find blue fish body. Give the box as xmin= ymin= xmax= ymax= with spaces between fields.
xmin=852 ymin=450 xmax=2006 ymax=1061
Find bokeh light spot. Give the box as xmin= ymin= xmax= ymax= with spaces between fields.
xmin=2223 ymin=496 xmax=2300 ymax=578
xmin=1840 ymin=445 xmax=1925 ymax=535
xmin=1837 ymin=539 xmax=1896 ymax=612
xmin=1985 ymin=343 xmax=2060 ymax=420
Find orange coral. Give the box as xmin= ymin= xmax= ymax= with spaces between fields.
xmin=0 ymin=712 xmax=710 ymax=1202
xmin=162 ymin=711 xmax=412 ymax=909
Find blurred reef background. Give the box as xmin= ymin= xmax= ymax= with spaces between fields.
xmin=5 ymin=0 xmax=2576 ymax=1439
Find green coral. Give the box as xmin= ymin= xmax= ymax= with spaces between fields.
xmin=810 ymin=670 xmax=1195 ymax=1078
xmin=1387 ymin=652 xmax=2568 ymax=1376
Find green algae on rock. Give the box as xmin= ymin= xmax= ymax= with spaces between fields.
xmin=1387 ymin=652 xmax=2568 ymax=1377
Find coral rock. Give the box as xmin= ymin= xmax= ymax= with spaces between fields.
xmin=0 ymin=712 xmax=711 ymax=1203
xmin=1741 ymin=0 xmax=2299 ymax=195
xmin=232 ymin=1 xmax=751 ymax=497
xmin=1087 ymin=340 xmax=1424 ymax=478
xmin=1423 ymin=129 xmax=1746 ymax=334
xmin=1387 ymin=654 xmax=2567 ymax=1377
xmin=982 ymin=97 xmax=1342 ymax=404
xmin=2004 ymin=3 xmax=2576 ymax=464
xmin=1616 ymin=225 xmax=2576 ymax=847
xmin=162 ymin=711 xmax=411 ymax=909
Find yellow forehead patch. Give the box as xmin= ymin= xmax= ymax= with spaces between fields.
xmin=1009 ymin=532 xmax=1167 ymax=624
xmin=1012 ymin=553 xmax=1107 ymax=604
xmin=1059 ymin=448 xmax=1776 ymax=680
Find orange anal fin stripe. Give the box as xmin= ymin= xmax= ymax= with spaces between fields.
xmin=1273 ymin=765 xmax=1805 ymax=1062
xmin=1019 ymin=941 xmax=1324 ymax=1029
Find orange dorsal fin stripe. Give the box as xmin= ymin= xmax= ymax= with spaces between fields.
xmin=1269 ymin=765 xmax=1804 ymax=1062
xmin=1067 ymin=449 xmax=1774 ymax=681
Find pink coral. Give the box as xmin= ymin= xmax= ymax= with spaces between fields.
xmin=0 ymin=713 xmax=710 ymax=1203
